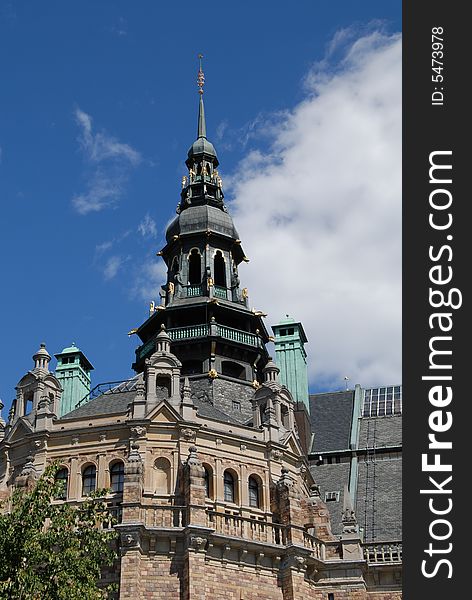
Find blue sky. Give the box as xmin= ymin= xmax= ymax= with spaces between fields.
xmin=0 ymin=1 xmax=401 ymax=415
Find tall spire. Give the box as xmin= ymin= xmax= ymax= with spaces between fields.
xmin=197 ymin=54 xmax=206 ymax=139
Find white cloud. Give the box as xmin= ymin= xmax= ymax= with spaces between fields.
xmin=72 ymin=108 xmax=141 ymax=214
xmin=95 ymin=240 xmax=114 ymax=254
xmin=75 ymin=108 xmax=140 ymax=165
xmin=228 ymin=31 xmax=401 ymax=390
xmin=103 ymin=255 xmax=125 ymax=281
xmin=138 ymin=214 xmax=157 ymax=238
xmin=133 ymin=260 xmax=167 ymax=301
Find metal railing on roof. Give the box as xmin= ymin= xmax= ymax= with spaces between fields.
xmin=75 ymin=377 xmax=138 ymax=409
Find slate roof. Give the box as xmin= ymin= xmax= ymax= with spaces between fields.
xmin=309 ymin=390 xmax=354 ymax=453
xmin=59 ymin=391 xmax=134 ymax=421
xmin=58 ymin=376 xmax=239 ymax=426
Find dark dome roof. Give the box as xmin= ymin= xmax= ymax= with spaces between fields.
xmin=166 ymin=205 xmax=239 ymax=243
xmin=187 ymin=137 xmax=218 ymax=163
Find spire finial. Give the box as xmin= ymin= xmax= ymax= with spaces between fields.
xmin=197 ymin=54 xmax=205 ymax=95
xmin=196 ymin=54 xmax=207 ymax=138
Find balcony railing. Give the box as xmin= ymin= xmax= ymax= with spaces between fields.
xmin=213 ymin=285 xmax=227 ymax=299
xmin=137 ymin=337 xmax=156 ymax=361
xmin=363 ymin=541 xmax=402 ymax=564
xmin=144 ymin=505 xmax=188 ymax=528
xmin=217 ymin=325 xmax=259 ymax=347
xmin=168 ymin=324 xmax=209 ymax=340
xmin=206 ymin=511 xmax=287 ymax=546
xmin=303 ymin=531 xmax=325 ymax=560
xmin=136 ymin=323 xmax=261 ymax=363
xmin=187 ymin=284 xmax=202 ymax=297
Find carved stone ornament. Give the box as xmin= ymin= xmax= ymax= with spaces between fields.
xmin=99 ymin=434 xmax=107 ymax=442
xmin=186 ymin=445 xmax=201 ymax=467
xmin=208 ymin=368 xmax=218 ymax=379
xmin=271 ymin=449 xmax=282 ymax=462
xmin=71 ymin=436 xmax=79 ymax=446
xmin=189 ymin=535 xmax=207 ymax=552
xmin=130 ymin=426 xmax=146 ymax=438
xmin=292 ymin=555 xmax=307 ymax=571
xmin=180 ymin=428 xmax=196 ymax=442
xmin=277 ymin=467 xmax=294 ymax=490
xmin=32 ymin=439 xmax=45 ymax=451
xmin=20 ymin=455 xmax=37 ymax=478
xmin=128 ymin=442 xmax=142 ymax=463
xmin=122 ymin=532 xmax=139 ymax=548
xmin=38 ymin=395 xmax=49 ymax=410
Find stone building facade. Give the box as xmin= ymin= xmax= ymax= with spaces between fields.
xmin=0 ymin=64 xmax=401 ymax=599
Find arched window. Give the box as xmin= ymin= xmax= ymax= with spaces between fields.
xmin=224 ymin=470 xmax=235 ymax=503
xmin=281 ymin=404 xmax=290 ymax=429
xmin=260 ymin=404 xmax=267 ymax=424
xmin=55 ymin=467 xmax=69 ymax=500
xmin=25 ymin=393 xmax=34 ymax=416
xmin=188 ymin=249 xmax=201 ymax=285
xmin=214 ymin=251 xmax=226 ymax=287
xmin=82 ymin=465 xmax=96 ymax=496
xmin=110 ymin=461 xmax=124 ymax=493
xmin=154 ymin=457 xmax=171 ymax=494
xmin=156 ymin=375 xmax=171 ymax=400
xmin=248 ymin=476 xmax=260 ymax=508
xmin=203 ymin=464 xmax=213 ymax=499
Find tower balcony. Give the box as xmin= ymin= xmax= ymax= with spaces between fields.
xmin=178 ymin=283 xmax=239 ymax=303
xmin=136 ymin=322 xmax=262 ymax=361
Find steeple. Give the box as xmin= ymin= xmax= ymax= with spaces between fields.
xmin=197 ymin=54 xmax=207 ymax=139
xmin=133 ymin=57 xmax=270 ymax=399
xmin=185 ymin=56 xmax=219 ymax=174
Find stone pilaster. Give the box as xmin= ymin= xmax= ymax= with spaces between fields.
xmin=183 ymin=445 xmax=206 ymax=527
xmin=122 ymin=442 xmax=143 ymax=523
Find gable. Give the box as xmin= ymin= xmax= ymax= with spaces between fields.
xmin=147 ymin=400 xmax=182 ymax=424
xmin=5 ymin=417 xmax=34 ymax=442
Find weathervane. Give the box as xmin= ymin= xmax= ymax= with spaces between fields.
xmin=197 ymin=53 xmax=205 ymax=95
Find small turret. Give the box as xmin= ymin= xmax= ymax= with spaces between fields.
xmin=55 ymin=343 xmax=94 ymax=417
xmin=32 ymin=343 xmax=51 ymax=371
xmin=272 ymin=316 xmax=309 ymax=410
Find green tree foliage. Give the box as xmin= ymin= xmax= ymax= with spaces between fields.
xmin=0 ymin=462 xmax=118 ymax=599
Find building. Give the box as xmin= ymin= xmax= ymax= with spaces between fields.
xmin=308 ymin=385 xmax=402 ymax=543
xmin=0 ymin=63 xmax=402 ymax=599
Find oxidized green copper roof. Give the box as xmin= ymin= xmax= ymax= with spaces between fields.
xmin=58 ymin=342 xmax=80 ymax=354
xmin=54 ymin=342 xmax=94 ymax=371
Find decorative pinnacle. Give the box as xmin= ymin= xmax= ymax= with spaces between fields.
xmin=197 ymin=54 xmax=205 ymax=95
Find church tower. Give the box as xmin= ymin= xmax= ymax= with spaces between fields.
xmin=132 ymin=59 xmax=270 ymax=416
